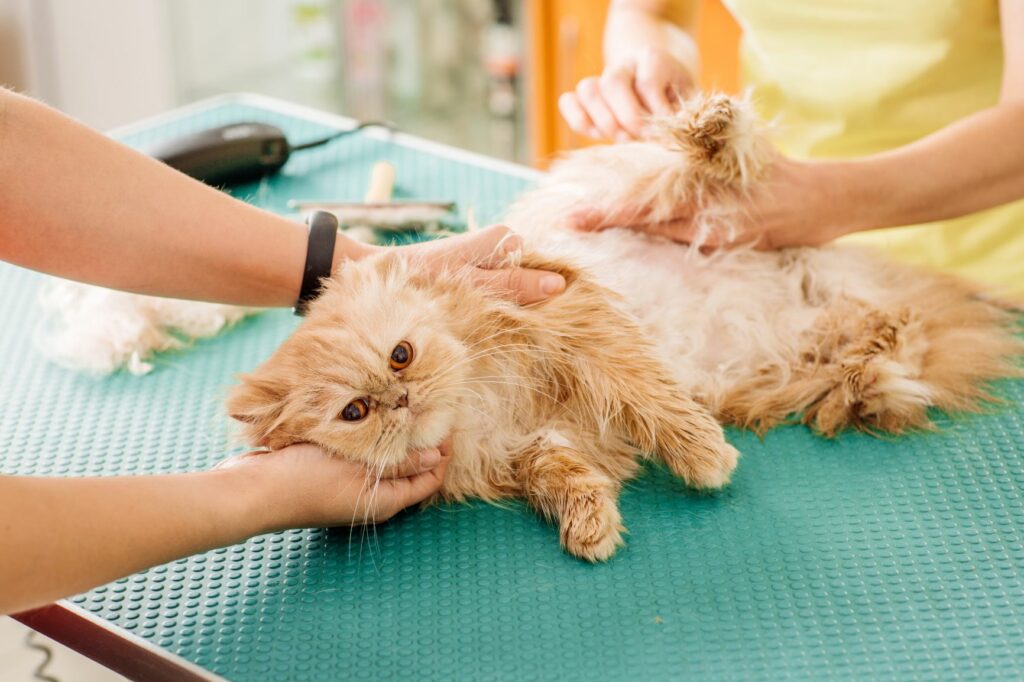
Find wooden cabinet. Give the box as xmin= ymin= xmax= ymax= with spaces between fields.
xmin=524 ymin=0 xmax=741 ymax=166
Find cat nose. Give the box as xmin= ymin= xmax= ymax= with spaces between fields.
xmin=394 ymin=391 xmax=409 ymax=409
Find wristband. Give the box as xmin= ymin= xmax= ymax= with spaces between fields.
xmin=294 ymin=210 xmax=338 ymax=316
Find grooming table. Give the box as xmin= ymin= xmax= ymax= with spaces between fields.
xmin=4 ymin=94 xmax=1023 ymax=681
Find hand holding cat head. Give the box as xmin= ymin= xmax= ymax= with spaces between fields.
xmin=228 ymin=251 xmax=484 ymax=471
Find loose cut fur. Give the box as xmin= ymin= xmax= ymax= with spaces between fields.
xmin=228 ymin=94 xmax=1021 ymax=561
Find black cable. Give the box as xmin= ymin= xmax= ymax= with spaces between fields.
xmin=24 ymin=630 xmax=61 ymax=682
xmin=289 ymin=120 xmax=396 ymax=151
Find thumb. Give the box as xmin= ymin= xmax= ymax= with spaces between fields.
xmin=471 ymin=266 xmax=566 ymax=305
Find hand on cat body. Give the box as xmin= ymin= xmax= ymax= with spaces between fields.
xmin=383 ymin=224 xmax=566 ymax=305
xmin=567 ymin=155 xmax=850 ymax=249
xmin=216 ymin=442 xmax=451 ymax=528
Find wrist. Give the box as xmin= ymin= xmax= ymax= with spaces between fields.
xmin=207 ymin=463 xmax=287 ymax=538
xmin=332 ymin=232 xmax=380 ymax=275
xmin=813 ymin=160 xmax=877 ymax=241
xmin=603 ymin=8 xmax=698 ymax=78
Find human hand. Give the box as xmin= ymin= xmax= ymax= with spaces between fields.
xmin=570 ymin=156 xmax=852 ymax=249
xmin=559 ymin=48 xmax=696 ymax=142
xmin=391 ymin=224 xmax=566 ymax=304
xmin=218 ymin=442 xmax=451 ymax=529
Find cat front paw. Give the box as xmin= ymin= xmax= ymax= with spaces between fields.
xmin=560 ymin=488 xmax=625 ymax=562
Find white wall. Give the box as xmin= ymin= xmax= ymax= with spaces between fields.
xmin=0 ymin=0 xmax=35 ymax=92
xmin=0 ymin=0 xmax=177 ymax=129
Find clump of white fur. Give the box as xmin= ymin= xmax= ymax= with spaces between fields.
xmin=36 ymin=280 xmax=259 ymax=375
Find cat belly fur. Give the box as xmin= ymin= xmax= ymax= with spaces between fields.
xmin=529 ymin=227 xmax=822 ymax=411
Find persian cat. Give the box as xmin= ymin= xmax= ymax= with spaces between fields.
xmin=227 ymin=94 xmax=1020 ymax=561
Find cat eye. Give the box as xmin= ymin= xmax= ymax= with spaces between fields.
xmin=389 ymin=341 xmax=414 ymax=371
xmin=340 ymin=398 xmax=370 ymax=422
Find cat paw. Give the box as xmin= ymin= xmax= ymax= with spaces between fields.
xmin=661 ymin=433 xmax=740 ymax=491
xmin=682 ymin=441 xmax=740 ymax=490
xmin=560 ymin=489 xmax=625 ymax=562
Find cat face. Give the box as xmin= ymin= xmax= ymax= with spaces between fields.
xmin=227 ymin=255 xmax=471 ymax=469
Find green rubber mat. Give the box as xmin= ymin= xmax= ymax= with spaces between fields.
xmin=2 ymin=96 xmax=1023 ymax=681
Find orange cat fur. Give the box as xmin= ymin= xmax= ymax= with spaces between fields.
xmin=228 ymin=94 xmax=1021 ymax=561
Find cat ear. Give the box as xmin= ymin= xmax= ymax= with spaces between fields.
xmin=226 ymin=372 xmax=293 ymax=449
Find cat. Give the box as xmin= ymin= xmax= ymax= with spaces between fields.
xmin=227 ymin=94 xmax=1021 ymax=562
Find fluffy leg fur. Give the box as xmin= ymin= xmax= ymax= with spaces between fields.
xmin=519 ymin=257 xmax=740 ymax=489
xmin=515 ymin=434 xmax=625 ymax=562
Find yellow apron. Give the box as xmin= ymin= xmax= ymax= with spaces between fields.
xmin=724 ymin=0 xmax=1024 ymax=301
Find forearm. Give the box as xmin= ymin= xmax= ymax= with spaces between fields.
xmin=0 ymin=89 xmax=370 ymax=306
xmin=0 ymin=468 xmax=273 ymax=615
xmin=604 ymin=0 xmax=699 ymax=76
xmin=830 ymin=102 xmax=1024 ymax=235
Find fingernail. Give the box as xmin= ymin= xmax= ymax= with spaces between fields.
xmin=588 ymin=127 xmax=600 ymax=139
xmin=615 ymin=132 xmax=632 ymax=143
xmin=541 ymin=274 xmax=566 ymax=295
xmin=419 ymin=449 xmax=441 ymax=467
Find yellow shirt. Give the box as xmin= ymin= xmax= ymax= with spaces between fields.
xmin=724 ymin=0 xmax=1024 ymax=301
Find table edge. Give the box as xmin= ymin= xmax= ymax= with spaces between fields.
xmin=13 ymin=602 xmax=226 ymax=682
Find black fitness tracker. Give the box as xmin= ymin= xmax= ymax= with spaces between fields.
xmin=294 ymin=210 xmax=339 ymax=316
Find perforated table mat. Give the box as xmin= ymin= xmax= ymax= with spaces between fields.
xmin=3 ymin=95 xmax=1023 ymax=681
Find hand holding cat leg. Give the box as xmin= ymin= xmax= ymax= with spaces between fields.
xmin=514 ymin=434 xmax=625 ymax=562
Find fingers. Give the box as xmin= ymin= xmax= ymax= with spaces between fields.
xmin=559 ymin=50 xmax=695 ymax=141
xmin=558 ymin=91 xmax=599 ymax=139
xmin=567 ymin=205 xmax=652 ymax=232
xmin=575 ymin=76 xmax=628 ymax=141
xmin=382 ymin=448 xmax=442 ymax=479
xmin=375 ymin=448 xmax=451 ymax=519
xmin=470 ymin=266 xmax=566 ymax=305
xmin=643 ymin=219 xmax=705 ymax=243
xmin=598 ymin=67 xmax=648 ymax=139
xmin=413 ymin=223 xmax=566 ymax=304
xmin=634 ymin=49 xmax=687 ymax=116
xmin=439 ymin=224 xmax=519 ymax=268
xmin=568 ymin=209 xmax=728 ymax=249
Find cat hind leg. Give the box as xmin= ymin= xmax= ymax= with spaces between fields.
xmin=806 ymin=306 xmax=934 ymax=435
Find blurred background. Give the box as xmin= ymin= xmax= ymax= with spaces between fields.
xmin=0 ymin=0 xmax=739 ymax=167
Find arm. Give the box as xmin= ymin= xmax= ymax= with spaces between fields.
xmin=0 ymin=89 xmax=564 ymax=305
xmin=751 ymin=0 xmax=1024 ymax=248
xmin=575 ymin=0 xmax=1024 ymax=248
xmin=829 ymin=0 xmax=1024 ymax=236
xmin=603 ymin=0 xmax=699 ymax=70
xmin=559 ymin=0 xmax=699 ymax=141
xmin=1 ymin=444 xmax=449 ymax=615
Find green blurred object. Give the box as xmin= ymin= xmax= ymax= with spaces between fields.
xmin=2 ymin=96 xmax=1023 ymax=681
